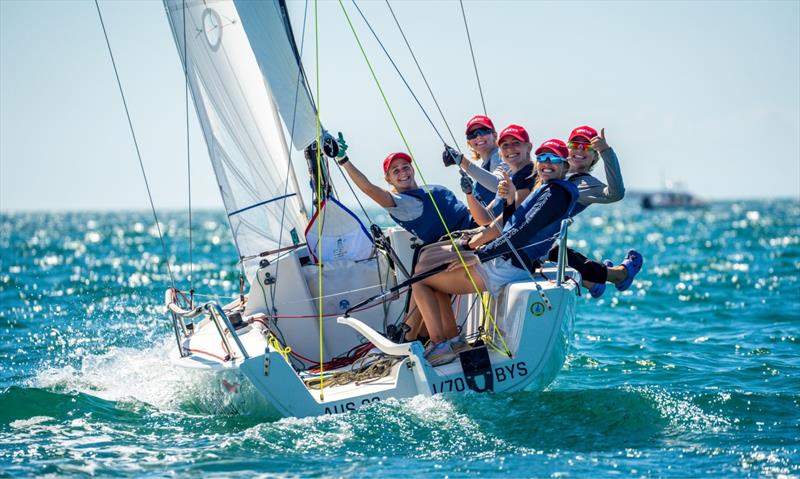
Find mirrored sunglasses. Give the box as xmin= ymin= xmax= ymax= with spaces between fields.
xmin=466 ymin=127 xmax=494 ymax=140
xmin=567 ymin=141 xmax=593 ymax=151
xmin=535 ymin=153 xmax=566 ymax=164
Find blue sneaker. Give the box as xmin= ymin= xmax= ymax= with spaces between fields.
xmin=615 ymin=250 xmax=644 ymax=291
xmin=588 ymin=260 xmax=614 ymax=298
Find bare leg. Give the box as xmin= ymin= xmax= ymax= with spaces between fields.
xmin=402 ymin=298 xmax=426 ymax=342
xmin=606 ymin=266 xmax=627 ymax=283
xmin=411 ymin=266 xmax=486 ymax=343
xmin=436 ymin=291 xmax=459 ymax=339
xmin=412 ymin=282 xmax=447 ymax=342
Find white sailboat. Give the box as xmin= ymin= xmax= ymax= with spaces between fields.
xmin=160 ymin=0 xmax=580 ymax=418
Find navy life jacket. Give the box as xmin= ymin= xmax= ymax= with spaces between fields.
xmin=512 ymin=163 xmax=536 ymax=191
xmin=388 ymin=185 xmax=474 ymax=244
xmin=566 ymin=172 xmax=593 ymax=216
xmin=494 ymin=179 xmax=580 ymax=269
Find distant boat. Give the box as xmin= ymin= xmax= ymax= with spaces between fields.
xmin=641 ymin=182 xmax=706 ymax=210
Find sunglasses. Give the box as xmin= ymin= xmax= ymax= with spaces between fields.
xmin=535 ymin=153 xmax=566 ymax=164
xmin=466 ymin=127 xmax=494 ymax=140
xmin=567 ymin=141 xmax=594 ymax=151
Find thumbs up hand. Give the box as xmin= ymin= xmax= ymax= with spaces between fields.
xmin=591 ymin=127 xmax=609 ymax=153
xmin=497 ymin=170 xmax=516 ymax=205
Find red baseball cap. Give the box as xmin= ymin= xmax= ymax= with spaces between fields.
xmin=465 ymin=115 xmax=495 ymax=134
xmin=497 ymin=124 xmax=530 ymax=144
xmin=568 ymin=125 xmax=598 ymax=143
xmin=535 ymin=139 xmax=569 ymax=159
xmin=383 ymin=152 xmax=412 ymax=173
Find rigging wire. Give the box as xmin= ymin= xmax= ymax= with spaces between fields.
xmin=337 ymin=0 xmax=487 ymax=310
xmin=332 ymin=162 xmax=373 ymax=224
xmin=459 ymin=0 xmax=487 ymax=116
xmin=182 ymin=0 xmax=194 ymax=305
xmin=384 ymin=0 xmax=460 ymax=149
xmin=94 ymin=0 xmax=176 ymax=289
xmin=340 ymin=0 xmax=511 ymax=355
xmin=349 ymin=0 xmax=457 ymax=153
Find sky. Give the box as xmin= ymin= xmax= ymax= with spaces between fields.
xmin=1 ymin=0 xmax=799 ymax=213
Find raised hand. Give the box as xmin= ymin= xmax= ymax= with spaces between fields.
xmin=497 ymin=170 xmax=516 ymax=205
xmin=336 ymin=132 xmax=349 ymax=158
xmin=591 ymin=128 xmax=609 ymax=152
xmin=442 ymin=144 xmax=463 ymax=167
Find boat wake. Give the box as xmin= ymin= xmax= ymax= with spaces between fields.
xmin=28 ymin=337 xmax=265 ymax=417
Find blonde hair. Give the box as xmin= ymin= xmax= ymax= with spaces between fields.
xmin=469 ymin=146 xmax=481 ymax=161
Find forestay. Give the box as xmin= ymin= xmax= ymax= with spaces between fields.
xmin=163 ymin=0 xmax=318 ymax=278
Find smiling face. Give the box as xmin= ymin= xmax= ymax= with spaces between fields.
xmin=567 ymin=140 xmax=599 ymax=173
xmin=536 ymin=155 xmax=568 ymax=182
xmin=384 ymin=159 xmax=417 ymax=191
xmin=466 ymin=127 xmax=497 ymax=158
xmin=498 ymin=137 xmax=533 ymax=172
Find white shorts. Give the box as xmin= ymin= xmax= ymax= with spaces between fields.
xmin=475 ymin=257 xmax=532 ymax=295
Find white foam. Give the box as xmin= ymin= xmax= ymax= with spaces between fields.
xmin=31 ymin=336 xmax=205 ymax=411
xmin=9 ymin=416 xmax=55 ymax=429
xmin=631 ymin=385 xmax=731 ymax=433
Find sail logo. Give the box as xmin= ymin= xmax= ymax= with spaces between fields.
xmin=529 ymin=302 xmax=545 ymax=316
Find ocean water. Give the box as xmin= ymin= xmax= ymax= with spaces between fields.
xmin=1 ymin=201 xmax=798 ymax=478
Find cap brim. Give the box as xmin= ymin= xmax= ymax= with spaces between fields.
xmin=498 ymin=133 xmax=527 ymax=144
xmin=535 ymin=147 xmax=560 ymax=156
xmin=466 ymin=122 xmax=492 ymax=134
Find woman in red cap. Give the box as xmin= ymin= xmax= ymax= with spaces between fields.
xmin=444 ymin=122 xmax=539 ymax=223
xmin=337 ymin=142 xmax=480 ymax=347
xmin=442 ymin=115 xmax=506 ymax=218
xmin=565 ymin=125 xmax=624 ymax=212
xmin=411 ymin=124 xmax=540 ymax=359
xmin=550 ymin=126 xmax=642 ymax=297
xmin=413 ymin=136 xmax=580 ymax=366
xmin=337 ymin=146 xmax=474 ymax=245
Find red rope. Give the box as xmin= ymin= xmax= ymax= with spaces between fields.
xmin=183 ymin=347 xmax=230 ymax=362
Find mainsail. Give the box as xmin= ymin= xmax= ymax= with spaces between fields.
xmin=163 ymin=0 xmax=318 ymax=277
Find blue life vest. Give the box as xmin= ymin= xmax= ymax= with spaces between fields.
xmin=388 ymin=186 xmax=474 ymax=244
xmin=498 ymin=179 xmax=579 ymax=268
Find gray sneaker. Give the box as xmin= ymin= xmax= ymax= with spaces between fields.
xmin=427 ymin=341 xmax=456 ymax=367
xmin=448 ymin=336 xmax=470 ymax=354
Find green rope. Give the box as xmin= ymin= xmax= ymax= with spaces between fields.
xmin=314 ymin=0 xmax=325 ymax=399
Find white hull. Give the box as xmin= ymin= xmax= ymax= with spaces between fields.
xmin=169 ymin=228 xmax=579 ymax=418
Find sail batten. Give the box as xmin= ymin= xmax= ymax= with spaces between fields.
xmin=163 ymin=0 xmax=313 ymax=278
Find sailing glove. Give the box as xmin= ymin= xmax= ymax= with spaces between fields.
xmin=459 ymin=173 xmax=474 ymax=194
xmin=442 ymin=145 xmax=462 ymax=167
xmin=336 ymin=132 xmax=349 ymax=165
xmin=336 ymin=132 xmax=348 ymax=158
